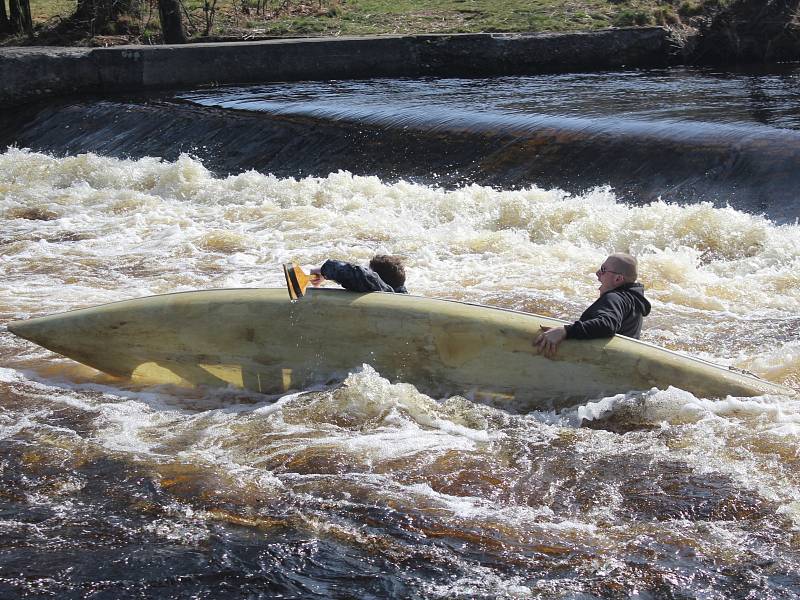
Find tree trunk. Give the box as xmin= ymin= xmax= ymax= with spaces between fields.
xmin=8 ymin=0 xmax=32 ymax=35
xmin=158 ymin=0 xmax=186 ymax=43
xmin=0 ymin=0 xmax=11 ymax=34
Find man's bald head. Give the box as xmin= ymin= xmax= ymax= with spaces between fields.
xmin=606 ymin=253 xmax=638 ymax=283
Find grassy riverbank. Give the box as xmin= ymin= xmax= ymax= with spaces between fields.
xmin=18 ymin=0 xmax=728 ymax=45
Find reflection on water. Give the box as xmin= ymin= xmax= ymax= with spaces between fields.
xmin=179 ymin=66 xmax=800 ymax=131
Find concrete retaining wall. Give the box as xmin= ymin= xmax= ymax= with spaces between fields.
xmin=0 ymin=28 xmax=673 ymax=108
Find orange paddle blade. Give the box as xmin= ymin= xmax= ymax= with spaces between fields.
xmin=283 ymin=263 xmax=311 ymax=300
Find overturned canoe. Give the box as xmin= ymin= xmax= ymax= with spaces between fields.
xmin=7 ymin=288 xmax=795 ymax=410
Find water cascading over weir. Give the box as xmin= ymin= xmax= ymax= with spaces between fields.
xmin=2 ymin=28 xmax=800 ymax=221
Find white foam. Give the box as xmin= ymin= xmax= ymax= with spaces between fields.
xmin=0 ymin=367 xmax=23 ymax=383
xmin=3 ymin=151 xmax=800 ymax=324
xmin=3 ymin=150 xmax=800 ymax=539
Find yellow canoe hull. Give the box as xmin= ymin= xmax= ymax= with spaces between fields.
xmin=7 ymin=288 xmax=795 ymax=410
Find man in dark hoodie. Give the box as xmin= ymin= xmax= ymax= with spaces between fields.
xmin=534 ymin=252 xmax=651 ymax=357
xmin=309 ymin=255 xmax=408 ymax=294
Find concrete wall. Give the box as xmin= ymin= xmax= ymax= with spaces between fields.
xmin=0 ymin=28 xmax=673 ymax=108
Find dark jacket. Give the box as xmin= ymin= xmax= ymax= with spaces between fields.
xmin=565 ymin=282 xmax=651 ymax=340
xmin=320 ymin=259 xmax=408 ymax=294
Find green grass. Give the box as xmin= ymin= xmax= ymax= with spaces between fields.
xmin=29 ymin=0 xmax=74 ymax=23
xmin=19 ymin=0 xmax=732 ymax=44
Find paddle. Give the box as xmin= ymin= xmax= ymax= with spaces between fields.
xmin=283 ymin=263 xmax=313 ymax=300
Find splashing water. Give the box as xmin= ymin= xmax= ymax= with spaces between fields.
xmin=1 ymin=149 xmax=799 ymax=598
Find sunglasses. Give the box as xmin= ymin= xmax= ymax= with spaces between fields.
xmin=598 ymin=265 xmax=622 ymax=275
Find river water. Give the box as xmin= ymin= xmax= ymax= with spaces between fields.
xmin=1 ymin=68 xmax=800 ymax=598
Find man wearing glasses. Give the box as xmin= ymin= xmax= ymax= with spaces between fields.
xmin=534 ymin=253 xmax=651 ymax=358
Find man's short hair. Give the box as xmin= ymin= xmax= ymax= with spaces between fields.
xmin=370 ymin=255 xmax=405 ymax=289
xmin=607 ymin=253 xmax=638 ymax=283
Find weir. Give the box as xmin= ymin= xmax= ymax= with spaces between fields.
xmin=0 ymin=29 xmax=672 ymax=109
xmin=3 ymin=93 xmax=799 ymax=221
xmin=4 ymin=32 xmax=799 ymax=220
